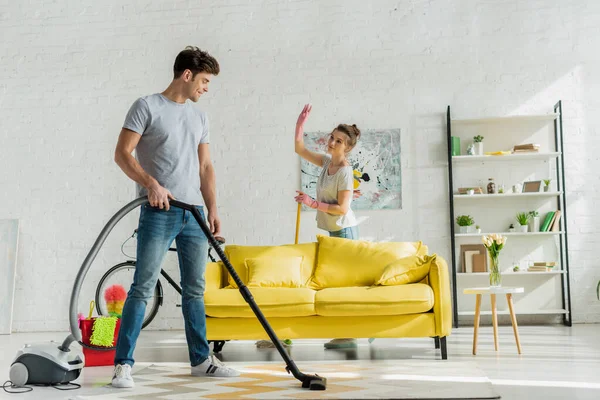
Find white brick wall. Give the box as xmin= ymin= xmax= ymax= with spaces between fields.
xmin=1 ymin=0 xmax=598 ymax=331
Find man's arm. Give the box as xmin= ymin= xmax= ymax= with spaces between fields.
xmin=198 ymin=143 xmax=220 ymax=235
xmin=115 ymin=128 xmax=173 ymax=209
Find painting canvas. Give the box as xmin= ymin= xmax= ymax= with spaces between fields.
xmin=0 ymin=219 xmax=19 ymax=334
xmin=300 ymin=129 xmax=402 ymax=210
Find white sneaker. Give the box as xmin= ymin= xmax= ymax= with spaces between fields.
xmin=191 ymin=355 xmax=241 ymax=377
xmin=111 ymin=364 xmax=134 ymax=388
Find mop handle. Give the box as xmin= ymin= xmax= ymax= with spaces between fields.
xmin=295 ymin=202 xmax=301 ymax=244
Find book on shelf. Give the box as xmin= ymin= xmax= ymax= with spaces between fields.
xmin=550 ymin=210 xmax=562 ymax=231
xmin=512 ymin=143 xmax=540 ymax=153
xmin=527 ymin=266 xmax=554 ymax=272
xmin=528 ymin=261 xmax=556 ymax=272
xmin=457 ymin=187 xmax=484 ymax=194
xmin=534 ymin=262 xmax=556 ymax=267
xmin=540 ymin=211 xmax=557 ymax=232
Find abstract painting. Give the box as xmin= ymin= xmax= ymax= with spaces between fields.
xmin=300 ymin=129 xmax=401 ymax=210
xmin=0 ymin=219 xmax=19 ymax=334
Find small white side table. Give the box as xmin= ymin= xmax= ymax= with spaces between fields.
xmin=463 ymin=286 xmax=524 ymax=355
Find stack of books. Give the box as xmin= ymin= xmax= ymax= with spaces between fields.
xmin=528 ymin=262 xmax=556 ymax=272
xmin=513 ymin=143 xmax=540 ymax=153
xmin=540 ymin=210 xmax=562 ymax=232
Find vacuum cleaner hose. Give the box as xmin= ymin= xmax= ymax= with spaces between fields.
xmin=61 ymin=197 xmax=149 ymax=351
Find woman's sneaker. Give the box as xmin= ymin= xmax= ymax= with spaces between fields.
xmin=324 ymin=338 xmax=357 ymax=349
xmin=191 ymin=355 xmax=241 ymax=377
xmin=111 ymin=364 xmax=134 ymax=388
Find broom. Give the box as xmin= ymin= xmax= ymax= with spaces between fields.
xmin=295 ymin=202 xmax=301 ymax=244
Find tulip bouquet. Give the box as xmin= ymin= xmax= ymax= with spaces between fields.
xmin=482 ymin=233 xmax=507 ymax=287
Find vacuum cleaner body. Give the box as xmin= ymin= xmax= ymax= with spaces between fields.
xmin=9 ymin=341 xmax=84 ymax=386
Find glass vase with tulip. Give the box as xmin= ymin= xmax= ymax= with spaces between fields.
xmin=482 ymin=233 xmax=506 ymax=287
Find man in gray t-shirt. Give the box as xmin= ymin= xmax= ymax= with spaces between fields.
xmin=111 ymin=46 xmax=240 ymax=388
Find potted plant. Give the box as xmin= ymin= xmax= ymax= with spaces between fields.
xmin=543 ymin=179 xmax=552 ymax=192
xmin=528 ymin=210 xmax=540 ymax=232
xmin=473 ymin=135 xmax=484 ymax=155
xmin=456 ymin=215 xmax=474 ymax=234
xmin=466 ymin=188 xmax=475 ymax=195
xmin=516 ymin=212 xmax=530 ymax=232
xmin=475 ymin=225 xmax=481 ymax=234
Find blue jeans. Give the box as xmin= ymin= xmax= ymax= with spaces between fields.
xmin=114 ymin=204 xmax=210 ymax=367
xmin=329 ymin=226 xmax=359 ymax=240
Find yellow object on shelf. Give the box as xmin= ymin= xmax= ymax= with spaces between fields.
xmin=484 ymin=151 xmax=511 ymax=156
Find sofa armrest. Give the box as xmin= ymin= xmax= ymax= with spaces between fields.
xmin=206 ymin=261 xmax=224 ymax=290
xmin=428 ymin=255 xmax=452 ymax=337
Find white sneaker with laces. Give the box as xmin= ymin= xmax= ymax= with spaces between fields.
xmin=191 ymin=355 xmax=241 ymax=377
xmin=111 ymin=364 xmax=134 ymax=388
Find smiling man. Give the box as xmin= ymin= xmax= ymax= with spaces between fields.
xmin=111 ymin=46 xmax=240 ymax=388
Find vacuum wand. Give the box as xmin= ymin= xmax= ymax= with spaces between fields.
xmin=170 ymin=199 xmax=327 ymax=390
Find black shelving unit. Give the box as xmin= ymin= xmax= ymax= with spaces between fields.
xmin=445 ymin=102 xmax=572 ymax=328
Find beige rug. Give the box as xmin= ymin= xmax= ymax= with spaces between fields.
xmin=75 ymin=360 xmax=500 ymax=399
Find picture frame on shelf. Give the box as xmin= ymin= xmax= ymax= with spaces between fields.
xmin=522 ymin=180 xmax=542 ymax=193
xmin=460 ymin=244 xmax=488 ymax=273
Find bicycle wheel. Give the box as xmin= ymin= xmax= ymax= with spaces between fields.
xmin=95 ymin=261 xmax=162 ymax=330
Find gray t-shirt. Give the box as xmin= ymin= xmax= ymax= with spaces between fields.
xmin=122 ymin=93 xmax=209 ymax=205
xmin=315 ymin=154 xmax=358 ymax=232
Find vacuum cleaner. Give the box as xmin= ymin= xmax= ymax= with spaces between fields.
xmin=9 ymin=197 xmax=327 ymax=391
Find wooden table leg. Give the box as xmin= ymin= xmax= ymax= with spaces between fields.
xmin=491 ymin=294 xmax=499 ymax=351
xmin=472 ymin=294 xmax=482 ymax=355
xmin=506 ymin=293 xmax=522 ymax=354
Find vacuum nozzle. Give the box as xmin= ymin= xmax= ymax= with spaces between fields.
xmin=301 ymin=374 xmax=327 ymax=391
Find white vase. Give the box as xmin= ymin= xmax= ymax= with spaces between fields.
xmin=459 ymin=226 xmax=469 ymax=234
xmin=474 ymin=142 xmax=483 ymax=155
xmin=529 ymin=216 xmax=540 ymax=232
xmin=519 ymin=224 xmax=528 ymax=233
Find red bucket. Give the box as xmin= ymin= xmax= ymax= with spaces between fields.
xmin=79 ymin=318 xmax=121 ymax=367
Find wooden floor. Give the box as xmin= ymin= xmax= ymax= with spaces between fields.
xmin=1 ymin=324 xmax=599 ymax=399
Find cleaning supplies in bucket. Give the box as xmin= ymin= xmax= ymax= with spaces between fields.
xmin=79 ymin=298 xmax=122 ymax=367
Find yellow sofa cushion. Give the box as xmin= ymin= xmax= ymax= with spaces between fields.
xmin=224 ymin=243 xmax=317 ymax=288
xmin=311 ymin=235 xmax=427 ymax=288
xmin=205 ymin=288 xmax=316 ymax=318
xmin=246 ymin=256 xmax=304 ymax=288
xmin=315 ymin=284 xmax=434 ymax=316
xmin=375 ymin=254 xmax=434 ymax=286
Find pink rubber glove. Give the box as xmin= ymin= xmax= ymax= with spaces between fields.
xmin=295 ymin=104 xmax=312 ymax=141
xmin=295 ymin=191 xmax=329 ymax=212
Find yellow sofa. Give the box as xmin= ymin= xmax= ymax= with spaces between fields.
xmin=204 ymin=235 xmax=452 ymax=359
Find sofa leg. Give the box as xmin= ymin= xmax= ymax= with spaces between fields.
xmin=434 ymin=336 xmax=440 ymax=349
xmin=440 ymin=337 xmax=447 ymax=360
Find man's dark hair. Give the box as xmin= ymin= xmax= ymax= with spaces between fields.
xmin=173 ymin=46 xmax=220 ymax=79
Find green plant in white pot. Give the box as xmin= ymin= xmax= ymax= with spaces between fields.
xmin=456 ymin=215 xmax=474 ymax=234
xmin=516 ymin=212 xmax=530 ymax=232
xmin=528 ymin=210 xmax=540 ymax=232
xmin=473 ymin=135 xmax=484 ymax=155
xmin=543 ymin=179 xmax=551 ymax=192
